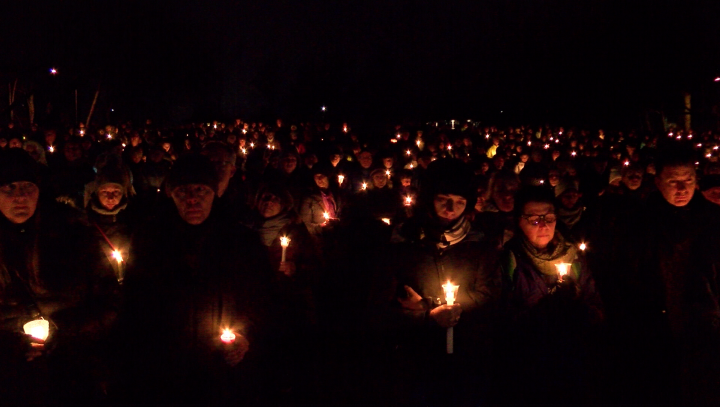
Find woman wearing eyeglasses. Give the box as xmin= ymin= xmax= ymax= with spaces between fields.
xmin=497 ymin=186 xmax=603 ymax=405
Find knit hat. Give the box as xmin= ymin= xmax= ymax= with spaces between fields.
xmin=419 ymin=159 xmax=475 ymax=214
xmin=165 ymin=154 xmax=219 ymax=193
xmin=554 ymin=177 xmax=580 ymax=198
xmin=0 ymin=149 xmax=40 ymax=186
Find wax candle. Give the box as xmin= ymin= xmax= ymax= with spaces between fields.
xmin=442 ymin=280 xmax=459 ymax=354
xmin=280 ymin=236 xmax=290 ymax=263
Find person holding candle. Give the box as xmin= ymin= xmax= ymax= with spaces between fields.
xmin=370 ymin=159 xmax=501 ymax=405
xmin=0 ymin=149 xmax=120 ymax=404
xmin=84 ymin=154 xmax=136 ymax=284
xmin=300 ymin=162 xmax=342 ymax=237
xmin=119 ymin=154 xmax=271 ymax=404
xmin=498 ymin=186 xmax=603 ymax=405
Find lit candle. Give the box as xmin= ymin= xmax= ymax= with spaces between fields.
xmin=220 ymin=328 xmax=236 ymax=344
xmin=361 ymin=182 xmax=367 ymax=190
xmin=571 ymin=151 xmax=576 ymax=157
xmin=323 ymin=212 xmax=330 ymax=222
xmin=343 ymin=125 xmax=348 ymax=133
xmin=242 ymin=129 xmax=247 ymax=134
xmin=447 ymin=145 xmax=452 ymax=151
xmin=390 ymin=139 xmax=398 ymax=143
xmin=396 ymin=133 xmax=401 ymax=139
xmin=385 ymin=169 xmax=391 ymax=178
xmin=250 ymin=142 xmax=255 ymax=148
xmin=23 ymin=319 xmax=49 ymax=341
xmin=381 ymin=218 xmax=391 ymax=225
xmin=579 ymin=242 xmax=587 ymax=251
xmin=280 ymin=236 xmax=290 ymax=263
xmin=416 ymin=140 xmax=421 ymax=147
xmin=406 ymin=150 xmax=411 ymax=156
xmin=241 ymin=147 xmax=247 ymax=155
xmin=442 ymin=280 xmax=460 ymax=354
xmin=555 ymin=263 xmax=572 ymax=283
xmin=527 ymin=141 xmax=532 ymax=146
xmin=624 ymin=160 xmax=630 ymax=166
xmin=48 ymin=145 xmax=54 ymax=153
xmin=404 ymin=196 xmax=413 ymax=206
xmin=112 ymin=250 xmax=124 ymax=283
xmin=544 ymin=144 xmax=549 ymax=149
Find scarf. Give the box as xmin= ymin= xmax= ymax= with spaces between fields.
xmin=422 ymin=216 xmax=472 ymax=250
xmin=557 ymin=205 xmax=583 ymax=229
xmin=90 ymin=199 xmax=128 ymax=217
xmin=321 ymin=191 xmax=337 ymax=219
xmin=255 ymin=211 xmax=292 ymax=247
xmin=518 ymin=230 xmax=578 ymax=277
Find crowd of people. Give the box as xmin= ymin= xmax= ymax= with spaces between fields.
xmin=2 ymin=117 xmax=720 ymax=405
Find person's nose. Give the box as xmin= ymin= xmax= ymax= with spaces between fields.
xmin=445 ymin=199 xmax=455 ymax=213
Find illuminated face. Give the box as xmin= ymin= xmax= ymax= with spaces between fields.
xmin=492 ymin=181 xmax=518 ymax=213
xmin=433 ymin=194 xmax=467 ymax=222
xmin=8 ymin=139 xmax=22 ymax=149
xmin=548 ymin=171 xmax=560 ymax=187
xmin=372 ymin=173 xmax=388 ymax=189
xmin=622 ymin=169 xmax=643 ymax=190
xmin=401 ymin=178 xmax=411 ymax=187
xmin=258 ymin=192 xmax=283 ymax=218
xmin=383 ymin=157 xmax=394 ymax=169
xmin=64 ymin=143 xmax=83 ymax=162
xmin=281 ymin=156 xmax=298 ymax=174
xmin=519 ymin=202 xmax=556 ymax=250
xmin=314 ymin=174 xmax=329 ymax=189
xmin=97 ymin=183 xmax=124 ymax=211
xmin=655 ymin=165 xmax=696 ymax=207
xmin=170 ymin=184 xmax=215 ymax=225
xmin=330 ymin=154 xmax=342 ymax=167
xmin=0 ymin=181 xmax=39 ymax=224
xmin=358 ymin=152 xmax=373 ymax=169
xmin=559 ymin=190 xmax=581 ymax=209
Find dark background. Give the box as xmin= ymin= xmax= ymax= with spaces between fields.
xmin=1 ymin=0 xmax=719 ymax=129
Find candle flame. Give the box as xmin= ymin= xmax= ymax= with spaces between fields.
xmin=338 ymin=174 xmax=345 ymax=185
xmin=23 ymin=319 xmax=49 ymax=341
xmin=250 ymin=142 xmax=254 ymax=148
xmin=447 ymin=145 xmax=452 ymax=151
xmin=405 ymin=196 xmax=413 ymax=205
xmin=442 ymin=280 xmax=459 ymax=306
xmin=390 ymin=139 xmax=398 ymax=143
xmin=280 ymin=236 xmax=290 ymax=248
xmin=571 ymin=151 xmax=576 ymax=156
xmin=624 ymin=160 xmax=630 ymax=166
xmin=416 ymin=140 xmax=421 ymax=146
xmin=527 ymin=141 xmax=532 ymax=146
xmin=220 ymin=328 xmax=236 ymax=344
xmin=381 ymin=218 xmax=391 ymax=225
xmin=406 ymin=150 xmax=411 ymax=156
xmin=48 ymin=146 xmax=54 ymax=153
xmin=112 ymin=250 xmax=123 ymax=263
xmin=579 ymin=242 xmax=587 ymax=251
xmin=361 ymin=182 xmax=367 ymax=190
xmin=323 ymin=212 xmax=330 ymax=220
xmin=555 ymin=263 xmax=572 ymax=282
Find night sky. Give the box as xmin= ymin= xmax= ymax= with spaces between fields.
xmin=2 ymin=0 xmax=720 ymax=128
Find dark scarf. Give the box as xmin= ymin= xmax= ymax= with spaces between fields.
xmin=557 ymin=205 xmax=583 ymax=229
xmin=254 ymin=211 xmax=292 ymax=247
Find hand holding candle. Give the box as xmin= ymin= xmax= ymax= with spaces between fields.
xmin=219 ymin=328 xmax=250 ymax=366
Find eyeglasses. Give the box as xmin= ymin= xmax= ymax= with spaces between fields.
xmin=171 ymin=185 xmax=213 ymax=200
xmin=521 ymin=213 xmax=557 ymax=226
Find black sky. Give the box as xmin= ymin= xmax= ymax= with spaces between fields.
xmin=2 ymin=0 xmax=720 ymax=128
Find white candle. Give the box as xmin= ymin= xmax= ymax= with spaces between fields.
xmin=280 ymin=236 xmax=290 ymax=263
xmin=442 ymin=280 xmax=459 ymax=354
xmin=404 ymin=196 xmax=413 ymax=206
xmin=112 ymin=250 xmax=124 ymax=282
xmin=338 ymin=174 xmax=345 ymax=186
xmin=361 ymin=182 xmax=367 ymax=190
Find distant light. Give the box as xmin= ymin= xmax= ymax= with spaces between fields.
xmin=715 ymin=77 xmax=720 ymax=82
xmin=321 ymin=106 xmax=326 ymax=112
xmin=500 ymin=111 xmax=503 ymax=113
xmin=49 ymin=68 xmax=57 ymax=75
xmin=111 ymin=109 xmax=114 ymax=112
